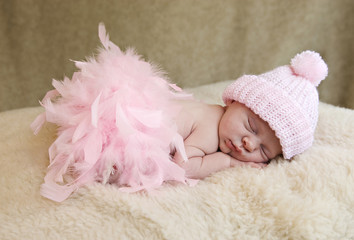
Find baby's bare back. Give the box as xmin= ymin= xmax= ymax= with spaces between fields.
xmin=174 ymin=99 xmax=224 ymax=155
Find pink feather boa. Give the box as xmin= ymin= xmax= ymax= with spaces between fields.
xmin=31 ymin=24 xmax=193 ymax=202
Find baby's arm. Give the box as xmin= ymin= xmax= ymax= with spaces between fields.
xmin=174 ymin=145 xmax=266 ymax=179
xmin=174 ymin=146 xmax=231 ymax=179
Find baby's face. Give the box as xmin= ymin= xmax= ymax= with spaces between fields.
xmin=219 ymin=101 xmax=282 ymax=163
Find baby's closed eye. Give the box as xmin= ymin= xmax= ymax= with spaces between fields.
xmin=248 ymin=117 xmax=257 ymax=134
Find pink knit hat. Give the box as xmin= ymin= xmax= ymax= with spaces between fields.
xmin=222 ymin=51 xmax=328 ymax=159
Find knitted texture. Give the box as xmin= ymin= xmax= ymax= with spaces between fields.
xmin=222 ymin=51 xmax=328 ymax=159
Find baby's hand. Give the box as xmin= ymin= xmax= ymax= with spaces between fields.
xmin=230 ymin=158 xmax=267 ymax=169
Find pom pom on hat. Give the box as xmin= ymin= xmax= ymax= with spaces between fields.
xmin=290 ymin=50 xmax=328 ymax=87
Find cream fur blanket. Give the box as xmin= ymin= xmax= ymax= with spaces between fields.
xmin=1 ymin=81 xmax=354 ymax=239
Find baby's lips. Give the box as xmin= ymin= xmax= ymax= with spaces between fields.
xmin=226 ymin=139 xmax=240 ymax=153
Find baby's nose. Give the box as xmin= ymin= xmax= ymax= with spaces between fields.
xmin=242 ymin=137 xmax=257 ymax=152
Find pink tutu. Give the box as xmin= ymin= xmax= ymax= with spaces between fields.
xmin=31 ymin=24 xmax=192 ymax=202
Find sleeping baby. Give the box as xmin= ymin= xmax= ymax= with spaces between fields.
xmin=173 ymin=50 xmax=327 ymax=178
xmin=32 ymin=24 xmax=327 ymax=202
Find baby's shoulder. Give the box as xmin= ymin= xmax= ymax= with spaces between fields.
xmin=178 ymin=100 xmax=224 ymax=154
xmin=174 ymin=100 xmax=223 ymax=140
xmin=177 ymin=99 xmax=222 ymax=117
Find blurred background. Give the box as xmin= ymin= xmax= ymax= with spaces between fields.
xmin=1 ymin=0 xmax=353 ymax=112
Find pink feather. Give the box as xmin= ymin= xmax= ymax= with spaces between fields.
xmin=32 ymin=23 xmax=193 ymax=202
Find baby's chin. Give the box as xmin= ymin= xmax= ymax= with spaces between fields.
xmin=218 ymin=143 xmax=231 ymax=155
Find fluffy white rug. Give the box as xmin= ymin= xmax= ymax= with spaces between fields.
xmin=1 ymin=81 xmax=354 ymax=239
